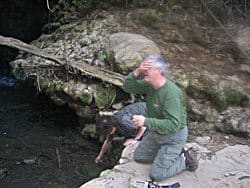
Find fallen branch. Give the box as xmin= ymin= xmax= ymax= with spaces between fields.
xmin=0 ymin=35 xmax=63 ymax=65
xmin=0 ymin=35 xmax=125 ymax=87
xmin=46 ymin=0 xmax=54 ymax=13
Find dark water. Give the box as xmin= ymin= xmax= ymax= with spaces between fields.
xmin=0 ymin=66 xmax=110 ymax=187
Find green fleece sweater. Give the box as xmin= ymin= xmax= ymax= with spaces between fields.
xmin=122 ymin=73 xmax=186 ymax=134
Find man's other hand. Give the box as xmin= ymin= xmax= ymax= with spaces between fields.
xmin=132 ymin=115 xmax=145 ymax=127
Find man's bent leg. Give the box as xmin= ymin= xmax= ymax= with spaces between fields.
xmin=149 ymin=126 xmax=188 ymax=181
xmin=134 ymin=132 xmax=158 ymax=163
xmin=149 ymin=143 xmax=186 ymax=181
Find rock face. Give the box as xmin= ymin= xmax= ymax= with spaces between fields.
xmin=110 ymin=32 xmax=160 ymax=74
xmin=216 ymin=107 xmax=250 ymax=137
xmin=80 ymin=143 xmax=250 ymax=188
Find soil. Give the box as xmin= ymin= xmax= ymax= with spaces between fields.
xmin=0 ymin=76 xmax=121 ymax=188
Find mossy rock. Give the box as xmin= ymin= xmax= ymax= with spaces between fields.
xmin=207 ymin=87 xmax=248 ymax=111
xmin=80 ymin=89 xmax=93 ymax=105
xmin=93 ymin=85 xmax=116 ymax=110
xmin=38 ymin=77 xmax=63 ymax=94
xmin=12 ymin=65 xmax=27 ymax=81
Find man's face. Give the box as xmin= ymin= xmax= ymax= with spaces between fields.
xmin=142 ymin=64 xmax=161 ymax=84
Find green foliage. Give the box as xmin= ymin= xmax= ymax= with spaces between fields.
xmin=73 ymin=0 xmax=93 ymax=12
xmin=171 ymin=31 xmax=184 ymax=43
xmin=95 ymin=86 xmax=116 ymax=110
xmin=98 ymin=50 xmax=108 ymax=62
xmin=80 ymin=92 xmax=92 ymax=105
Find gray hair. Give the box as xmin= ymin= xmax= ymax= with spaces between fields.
xmin=144 ymin=55 xmax=168 ymax=77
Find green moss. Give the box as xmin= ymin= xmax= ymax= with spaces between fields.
xmin=171 ymin=31 xmax=183 ymax=43
xmin=207 ymin=86 xmax=249 ymax=111
xmin=94 ymin=86 xmax=116 ymax=110
xmin=224 ymin=89 xmax=248 ymax=106
xmin=98 ymin=50 xmax=108 ymax=62
xmin=79 ymin=39 xmax=89 ymax=47
xmin=80 ymin=92 xmax=92 ymax=105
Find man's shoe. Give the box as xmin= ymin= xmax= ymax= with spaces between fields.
xmin=182 ymin=147 xmax=199 ymax=172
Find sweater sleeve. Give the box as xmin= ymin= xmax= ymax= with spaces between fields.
xmin=122 ymin=72 xmax=150 ymax=94
xmin=144 ymin=94 xmax=183 ymax=134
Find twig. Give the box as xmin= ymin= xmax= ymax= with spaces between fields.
xmin=174 ymin=44 xmax=184 ymax=53
xmin=36 ymin=70 xmax=41 ymax=92
xmin=56 ymin=148 xmax=61 ymax=168
xmin=46 ymin=0 xmax=54 ymax=13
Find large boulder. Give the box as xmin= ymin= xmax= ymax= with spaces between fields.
xmin=109 ymin=32 xmax=160 ymax=74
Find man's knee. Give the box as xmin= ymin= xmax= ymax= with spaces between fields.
xmin=149 ymin=167 xmax=171 ymax=181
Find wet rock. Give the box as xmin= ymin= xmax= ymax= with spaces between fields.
xmin=109 ymin=32 xmax=160 ymax=74
xmin=216 ymin=107 xmax=250 ymax=137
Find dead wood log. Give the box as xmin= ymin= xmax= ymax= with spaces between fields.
xmin=0 ymin=35 xmax=125 ymax=87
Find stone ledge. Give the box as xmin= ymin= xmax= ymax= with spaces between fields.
xmin=81 ymin=143 xmax=250 ymax=188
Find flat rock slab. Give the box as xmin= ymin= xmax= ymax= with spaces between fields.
xmin=81 ymin=143 xmax=250 ymax=188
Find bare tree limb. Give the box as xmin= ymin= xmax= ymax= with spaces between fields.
xmin=46 ymin=0 xmax=54 ymax=13
xmin=0 ymin=35 xmax=125 ymax=87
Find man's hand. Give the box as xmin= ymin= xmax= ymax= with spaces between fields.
xmin=132 ymin=115 xmax=145 ymax=127
xmin=123 ymin=139 xmax=137 ymax=146
xmin=133 ymin=60 xmax=153 ymax=77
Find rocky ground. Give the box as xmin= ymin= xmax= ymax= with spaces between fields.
xmin=81 ymin=142 xmax=250 ymax=188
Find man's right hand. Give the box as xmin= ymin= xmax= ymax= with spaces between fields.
xmin=133 ymin=60 xmax=153 ymax=77
xmin=123 ymin=139 xmax=137 ymax=146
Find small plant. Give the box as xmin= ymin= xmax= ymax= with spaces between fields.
xmin=98 ymin=50 xmax=108 ymax=62
xmin=171 ymin=31 xmax=184 ymax=43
